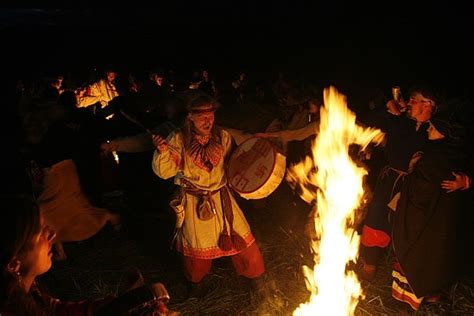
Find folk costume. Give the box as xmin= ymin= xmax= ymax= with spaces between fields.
xmin=391 ymin=116 xmax=470 ymax=310
xmin=152 ymin=128 xmax=265 ymax=282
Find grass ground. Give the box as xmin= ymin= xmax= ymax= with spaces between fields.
xmin=40 ymin=182 xmax=474 ymax=315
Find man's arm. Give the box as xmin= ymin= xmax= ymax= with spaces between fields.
xmin=224 ymin=127 xmax=255 ymax=146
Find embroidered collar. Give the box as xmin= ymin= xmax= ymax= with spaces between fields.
xmin=194 ymin=133 xmax=211 ymax=145
xmin=189 ymin=132 xmax=222 ymax=172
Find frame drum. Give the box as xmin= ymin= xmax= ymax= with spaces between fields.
xmin=227 ymin=137 xmax=286 ymax=200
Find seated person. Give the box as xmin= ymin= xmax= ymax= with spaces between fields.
xmin=0 ymin=195 xmax=175 ymax=316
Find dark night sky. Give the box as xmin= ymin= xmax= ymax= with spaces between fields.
xmin=2 ymin=6 xmax=473 ymax=97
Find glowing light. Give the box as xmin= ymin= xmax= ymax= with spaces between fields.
xmin=290 ymin=87 xmax=384 ymax=315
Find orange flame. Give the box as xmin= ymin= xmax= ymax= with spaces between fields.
xmin=290 ymin=87 xmax=384 ymax=315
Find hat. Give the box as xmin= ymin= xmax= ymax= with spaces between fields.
xmin=187 ymin=95 xmax=220 ymax=114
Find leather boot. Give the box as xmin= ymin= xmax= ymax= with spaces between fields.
xmin=249 ymin=276 xmax=280 ymax=305
xmin=252 ymin=276 xmax=278 ymax=298
xmin=186 ymin=282 xmax=209 ymax=299
xmin=250 ymin=277 xmax=266 ymax=294
xmin=117 ymin=267 xmax=144 ymax=295
xmin=361 ymin=263 xmax=377 ymax=282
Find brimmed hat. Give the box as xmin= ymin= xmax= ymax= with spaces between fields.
xmin=187 ymin=95 xmax=220 ymax=114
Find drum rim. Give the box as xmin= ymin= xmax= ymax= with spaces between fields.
xmin=228 ymin=137 xmax=280 ymax=194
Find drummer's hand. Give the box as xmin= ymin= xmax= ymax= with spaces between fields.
xmin=99 ymin=99 xmax=109 ymax=108
xmin=100 ymin=141 xmax=116 ymax=154
xmin=441 ymin=172 xmax=471 ymax=193
xmin=153 ymin=134 xmax=168 ymax=153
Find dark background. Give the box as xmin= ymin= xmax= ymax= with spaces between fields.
xmin=2 ymin=6 xmax=474 ymax=101
xmin=2 ymin=8 xmax=474 ymax=314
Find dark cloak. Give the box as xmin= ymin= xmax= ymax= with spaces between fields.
xmin=392 ymin=139 xmax=468 ymax=297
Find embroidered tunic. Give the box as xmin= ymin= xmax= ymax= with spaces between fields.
xmin=152 ymin=129 xmax=255 ymax=259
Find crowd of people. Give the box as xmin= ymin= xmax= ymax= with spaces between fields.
xmin=2 ymin=64 xmax=473 ymax=313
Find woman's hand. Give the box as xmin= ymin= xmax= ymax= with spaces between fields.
xmin=441 ymin=172 xmax=471 ymax=193
xmin=153 ymin=134 xmax=168 ymax=153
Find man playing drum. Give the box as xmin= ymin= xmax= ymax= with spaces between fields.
xmin=152 ymin=95 xmax=266 ymax=297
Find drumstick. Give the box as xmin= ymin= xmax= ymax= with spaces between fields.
xmin=119 ymin=109 xmax=180 ymax=154
xmin=119 ymin=109 xmax=154 ymax=135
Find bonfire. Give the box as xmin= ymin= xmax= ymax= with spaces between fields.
xmin=288 ymin=87 xmax=384 ymax=315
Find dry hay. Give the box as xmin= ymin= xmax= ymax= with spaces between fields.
xmin=40 ymin=198 xmax=474 ymax=315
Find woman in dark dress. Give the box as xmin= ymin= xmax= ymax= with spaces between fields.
xmin=391 ymin=113 xmax=471 ymax=310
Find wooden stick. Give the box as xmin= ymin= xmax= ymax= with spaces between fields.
xmin=119 ymin=109 xmax=180 ymax=154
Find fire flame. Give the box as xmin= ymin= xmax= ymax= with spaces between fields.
xmin=290 ymin=87 xmax=384 ymax=315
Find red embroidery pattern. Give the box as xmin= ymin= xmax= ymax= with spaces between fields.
xmin=171 ymin=151 xmax=181 ymax=168
xmin=189 ymin=133 xmax=223 ymax=172
xmin=177 ymin=233 xmax=255 ymax=259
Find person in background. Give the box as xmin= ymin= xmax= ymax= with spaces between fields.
xmin=198 ymin=69 xmax=217 ymax=99
xmin=77 ymin=69 xmax=119 ymax=110
xmin=231 ymin=70 xmax=248 ymax=103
